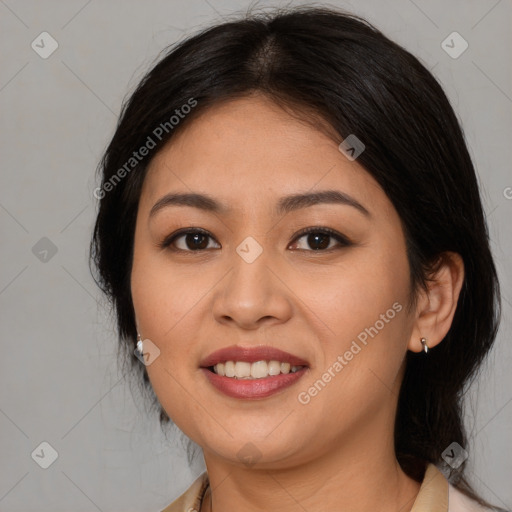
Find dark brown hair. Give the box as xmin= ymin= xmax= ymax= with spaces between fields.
xmin=90 ymin=6 xmax=502 ymax=509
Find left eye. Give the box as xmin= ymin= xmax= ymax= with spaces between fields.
xmin=288 ymin=227 xmax=351 ymax=251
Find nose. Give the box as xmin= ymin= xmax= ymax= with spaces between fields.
xmin=211 ymin=247 xmax=293 ymax=330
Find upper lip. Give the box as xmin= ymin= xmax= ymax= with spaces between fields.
xmin=200 ymin=345 xmax=309 ymax=368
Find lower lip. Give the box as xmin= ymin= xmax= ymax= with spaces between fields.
xmin=200 ymin=367 xmax=308 ymax=399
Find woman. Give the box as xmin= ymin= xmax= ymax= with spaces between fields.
xmin=90 ymin=6 xmax=505 ymax=512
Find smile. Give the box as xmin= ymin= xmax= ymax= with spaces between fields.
xmin=210 ymin=360 xmax=306 ymax=379
xmin=199 ymin=345 xmax=310 ymax=399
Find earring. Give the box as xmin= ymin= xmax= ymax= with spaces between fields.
xmin=136 ymin=333 xmax=144 ymax=356
xmin=420 ymin=337 xmax=429 ymax=354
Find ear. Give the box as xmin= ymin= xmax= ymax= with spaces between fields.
xmin=408 ymin=252 xmax=465 ymax=353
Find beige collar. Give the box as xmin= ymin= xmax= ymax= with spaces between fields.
xmin=410 ymin=462 xmax=449 ymax=512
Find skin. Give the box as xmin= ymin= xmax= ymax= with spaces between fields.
xmin=130 ymin=93 xmax=464 ymax=512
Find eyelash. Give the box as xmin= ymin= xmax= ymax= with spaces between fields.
xmin=159 ymin=226 xmax=352 ymax=253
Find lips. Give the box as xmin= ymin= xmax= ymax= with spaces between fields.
xmin=201 ymin=366 xmax=308 ymax=399
xmin=199 ymin=345 xmax=309 ymax=368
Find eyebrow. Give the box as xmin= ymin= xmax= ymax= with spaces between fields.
xmin=149 ymin=190 xmax=371 ymax=218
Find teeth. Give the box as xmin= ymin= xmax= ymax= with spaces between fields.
xmin=212 ymin=360 xmax=305 ymax=379
xmin=268 ymin=360 xmax=281 ymax=376
xmin=235 ymin=361 xmax=251 ymax=378
xmin=216 ymin=362 xmax=225 ymax=376
xmin=251 ymin=360 xmax=269 ymax=378
xmin=225 ymin=361 xmax=235 ymax=377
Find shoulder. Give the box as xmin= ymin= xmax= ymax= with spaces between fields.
xmin=448 ymin=484 xmax=496 ymax=512
xmin=160 ymin=471 xmax=209 ymax=512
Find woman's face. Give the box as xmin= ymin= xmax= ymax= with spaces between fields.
xmin=131 ymin=94 xmax=417 ymax=469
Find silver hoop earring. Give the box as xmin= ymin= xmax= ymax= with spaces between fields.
xmin=420 ymin=337 xmax=429 ymax=354
xmin=136 ymin=333 xmax=144 ymax=356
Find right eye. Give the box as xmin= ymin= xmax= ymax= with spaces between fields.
xmin=160 ymin=228 xmax=220 ymax=252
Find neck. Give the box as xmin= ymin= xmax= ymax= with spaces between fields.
xmin=202 ymin=411 xmax=422 ymax=512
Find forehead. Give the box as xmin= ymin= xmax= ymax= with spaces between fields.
xmin=141 ymin=94 xmax=388 ymax=218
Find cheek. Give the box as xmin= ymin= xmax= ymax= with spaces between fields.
xmin=131 ymin=244 xmax=217 ymax=367
xmin=304 ymin=240 xmax=410 ymax=402
xmin=131 ymin=253 xmax=206 ymax=436
xmin=131 ymin=238 xmax=200 ymax=337
xmin=311 ymin=239 xmax=410 ymax=343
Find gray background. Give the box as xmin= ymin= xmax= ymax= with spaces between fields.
xmin=1 ymin=0 xmax=511 ymax=510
